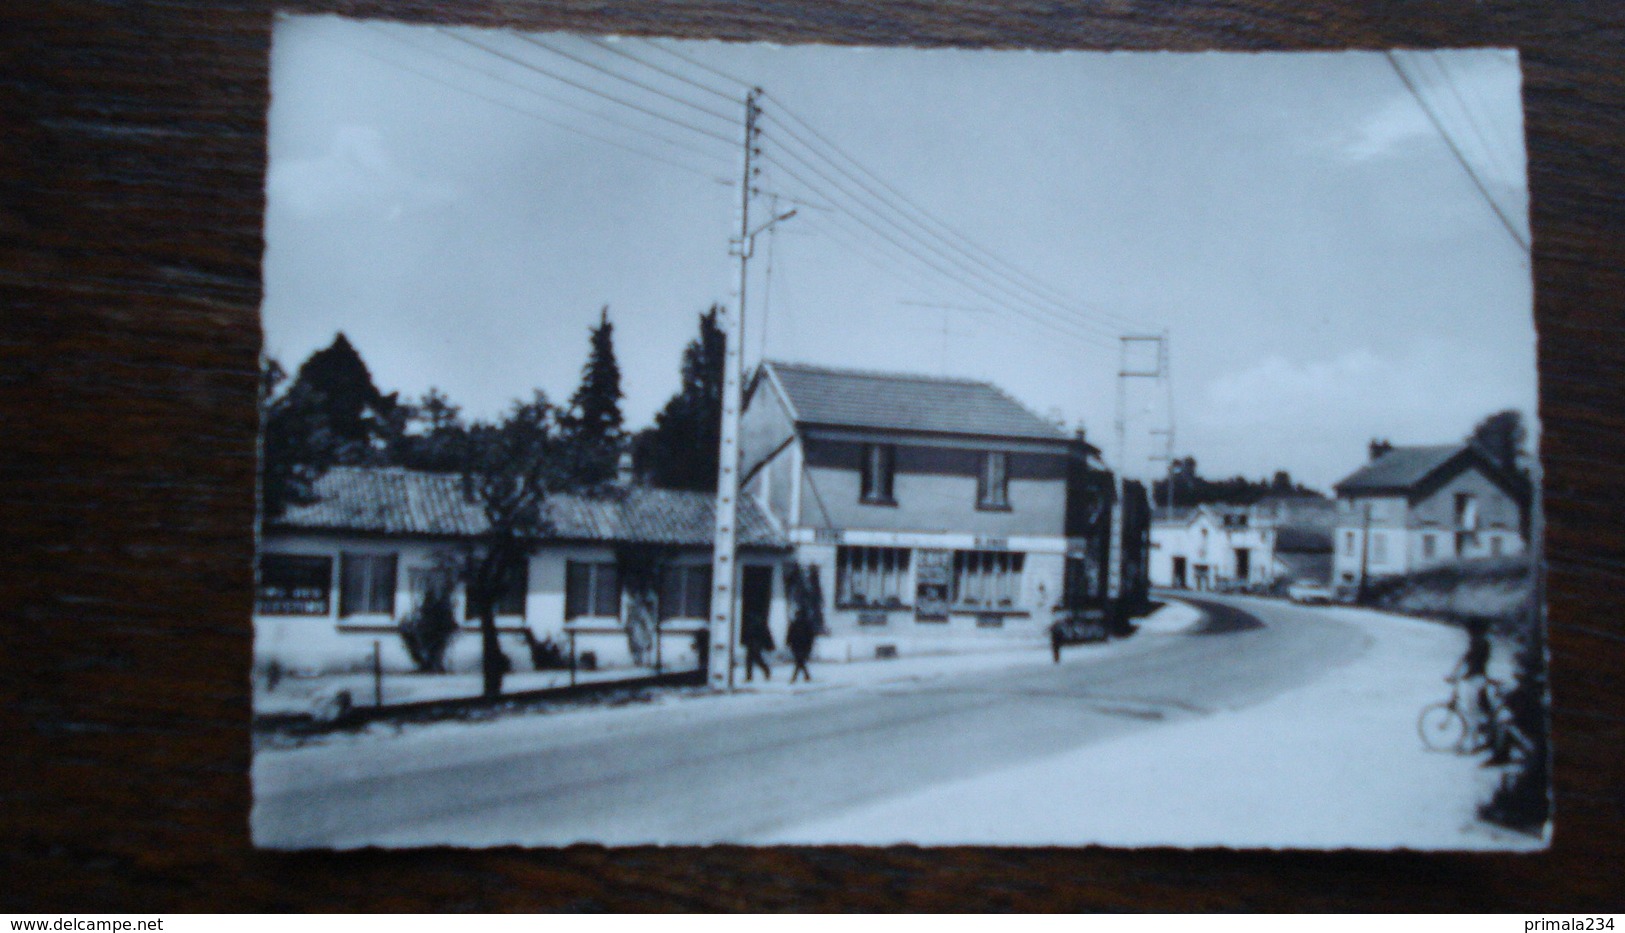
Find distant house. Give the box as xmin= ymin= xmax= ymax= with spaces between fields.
xmin=255 ymin=466 xmax=788 ymax=674
xmin=1149 ymin=497 xmax=1335 ymax=591
xmin=1330 ymin=441 xmax=1530 ymax=588
xmin=739 ymin=360 xmax=1126 ymax=660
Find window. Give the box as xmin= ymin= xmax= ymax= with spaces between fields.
xmin=837 ymin=546 xmax=911 ymax=608
xmin=257 ymin=554 xmax=332 ymax=615
xmin=978 ymin=451 xmax=1010 ymax=509
xmin=565 ymin=561 xmax=620 ymax=620
xmin=1455 ymin=493 xmax=1479 ymax=530
xmin=463 ymin=561 xmax=528 ymax=619
xmin=1344 ymin=531 xmax=1357 ymax=557
xmin=659 ymin=564 xmax=712 ymax=620
xmin=339 ymin=552 xmax=397 ymax=617
xmin=860 ymin=443 xmax=896 ymax=503
xmin=952 ymin=550 xmax=1025 ymax=609
xmin=1422 ymin=534 xmax=1437 ymax=560
xmin=1490 ymin=535 xmax=1504 ymax=557
xmin=1371 ymin=532 xmax=1388 ymax=564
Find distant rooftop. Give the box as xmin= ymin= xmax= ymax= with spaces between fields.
xmin=1333 ymin=444 xmax=1468 ymax=495
xmin=269 ymin=466 xmax=786 ymax=548
xmin=761 ymin=360 xmax=1072 ymax=444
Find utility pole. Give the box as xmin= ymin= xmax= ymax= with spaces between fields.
xmin=707 ymin=91 xmax=797 ymax=692
xmin=708 ymin=88 xmax=761 ymax=692
xmin=1108 ymin=334 xmax=1166 ymax=617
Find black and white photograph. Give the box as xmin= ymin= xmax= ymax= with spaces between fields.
xmin=250 ymin=15 xmax=1545 ymax=851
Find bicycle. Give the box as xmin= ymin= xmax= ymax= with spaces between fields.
xmin=1418 ymin=677 xmax=1531 ymax=761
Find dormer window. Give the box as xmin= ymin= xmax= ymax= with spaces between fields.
xmin=978 ymin=451 xmax=1010 ymax=509
xmin=860 ymin=443 xmax=896 ymax=504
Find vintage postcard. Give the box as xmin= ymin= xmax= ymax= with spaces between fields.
xmin=251 ymin=15 xmax=1545 ymax=849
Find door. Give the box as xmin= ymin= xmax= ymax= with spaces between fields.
xmin=740 ymin=565 xmax=775 ymax=649
xmin=1234 ymin=548 xmax=1251 ymax=583
xmin=1172 ymin=556 xmax=1187 ymax=588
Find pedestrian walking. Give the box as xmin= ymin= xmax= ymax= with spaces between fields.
xmin=742 ymin=605 xmax=774 ymax=682
xmin=788 ymin=610 xmax=818 ymax=683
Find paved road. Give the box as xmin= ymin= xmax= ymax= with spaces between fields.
xmin=253 ymin=593 xmax=1371 ymax=847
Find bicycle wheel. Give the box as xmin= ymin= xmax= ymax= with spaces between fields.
xmin=1419 ymin=703 xmax=1469 ymax=751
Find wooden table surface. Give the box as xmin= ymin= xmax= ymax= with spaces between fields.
xmin=2 ymin=0 xmax=1621 ymax=912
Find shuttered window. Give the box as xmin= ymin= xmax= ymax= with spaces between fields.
xmin=566 ymin=561 xmax=620 ymax=620
xmin=977 ymin=452 xmax=1010 ymax=508
xmin=659 ymin=565 xmax=712 ymax=620
xmin=339 ymin=553 xmax=397 ymax=617
xmin=860 ymin=443 xmax=896 ymax=503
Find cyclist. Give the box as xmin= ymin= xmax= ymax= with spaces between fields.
xmin=1446 ymin=616 xmax=1495 ymax=744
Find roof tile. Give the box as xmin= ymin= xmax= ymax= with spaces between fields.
xmin=271 ymin=466 xmax=785 ymax=548
xmin=765 ymin=360 xmax=1068 ymax=442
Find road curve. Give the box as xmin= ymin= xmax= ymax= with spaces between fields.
xmin=253 ymin=593 xmax=1371 ymax=847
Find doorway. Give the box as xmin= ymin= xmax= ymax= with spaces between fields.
xmin=1172 ymin=556 xmax=1187 ymax=588
xmin=1234 ymin=548 xmax=1251 ymax=584
xmin=740 ymin=564 xmax=775 ymax=649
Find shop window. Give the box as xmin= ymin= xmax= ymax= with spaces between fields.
xmin=837 ymin=546 xmax=911 ymax=608
xmin=952 ymin=550 xmax=1025 ymax=610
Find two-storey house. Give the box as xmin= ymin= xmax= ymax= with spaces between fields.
xmin=740 ymin=361 xmax=1110 ymax=660
xmin=1149 ymin=496 xmax=1335 ymax=591
xmin=1331 ymin=441 xmax=1530 ymax=589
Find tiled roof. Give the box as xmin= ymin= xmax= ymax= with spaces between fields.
xmin=764 ymin=360 xmax=1069 ymax=443
xmin=1333 ymin=445 xmax=1465 ymax=494
xmin=270 ymin=466 xmax=786 ymax=548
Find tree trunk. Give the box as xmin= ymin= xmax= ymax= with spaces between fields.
xmin=480 ymin=605 xmax=504 ymax=699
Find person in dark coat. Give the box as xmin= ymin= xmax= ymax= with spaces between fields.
xmin=787 ymin=611 xmax=818 ymax=683
xmin=741 ymin=612 xmax=774 ymax=682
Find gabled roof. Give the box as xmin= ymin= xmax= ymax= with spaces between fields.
xmin=761 ymin=360 xmax=1070 ymax=444
xmin=1333 ymin=443 xmax=1529 ymax=502
xmin=269 ymin=466 xmax=786 ymax=548
xmin=1334 ymin=445 xmax=1463 ymax=494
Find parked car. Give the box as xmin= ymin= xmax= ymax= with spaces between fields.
xmin=1050 ymin=608 xmax=1110 ymax=645
xmin=1287 ymin=580 xmax=1335 ymax=605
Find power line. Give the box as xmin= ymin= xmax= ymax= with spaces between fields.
xmin=342 ymin=38 xmax=733 ymax=184
xmin=761 ymin=139 xmax=1120 ymax=346
xmin=761 ymin=92 xmax=1152 ymax=334
xmin=437 ymin=28 xmax=739 ymax=149
xmin=580 ymin=35 xmax=740 ymax=103
xmin=365 ymin=23 xmax=735 ymax=167
xmin=1418 ymin=52 xmax=1513 ymax=187
xmin=635 ymin=37 xmax=755 ymax=91
xmin=515 ymin=33 xmax=740 ymax=125
xmin=778 ymin=172 xmax=1117 ymax=353
xmin=1385 ymin=50 xmax=1530 ymax=254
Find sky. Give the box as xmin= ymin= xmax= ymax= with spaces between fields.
xmin=262 ymin=16 xmax=1536 ymax=492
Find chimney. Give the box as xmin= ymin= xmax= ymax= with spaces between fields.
xmin=616 ymin=449 xmax=636 ymax=486
xmin=1369 ymin=438 xmax=1393 ymax=461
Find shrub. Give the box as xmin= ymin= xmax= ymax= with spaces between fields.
xmin=399 ymin=585 xmax=458 ymax=673
xmin=526 ymin=633 xmax=569 ymax=670
xmin=1479 ymin=628 xmax=1551 ymax=833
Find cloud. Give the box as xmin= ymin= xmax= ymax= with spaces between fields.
xmin=1188 ymin=342 xmax=1533 ymax=488
xmin=267 ymin=125 xmax=459 ymax=220
xmin=1338 ymin=51 xmax=1525 ymax=190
